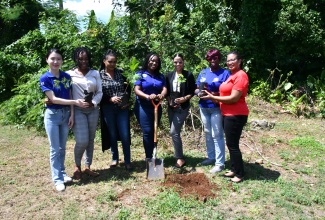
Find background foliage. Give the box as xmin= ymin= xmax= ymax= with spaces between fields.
xmin=0 ymin=0 xmax=325 ymax=130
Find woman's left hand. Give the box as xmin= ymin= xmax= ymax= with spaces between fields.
xmin=174 ymin=97 xmax=186 ymax=104
xmin=68 ymin=116 xmax=74 ymax=128
xmin=156 ymin=94 xmax=165 ymax=100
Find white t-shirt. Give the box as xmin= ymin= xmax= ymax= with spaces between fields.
xmin=67 ymin=69 xmax=103 ymax=107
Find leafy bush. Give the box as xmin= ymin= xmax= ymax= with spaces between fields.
xmin=0 ymin=70 xmax=45 ymax=131
xmin=305 ymin=72 xmax=325 ymax=117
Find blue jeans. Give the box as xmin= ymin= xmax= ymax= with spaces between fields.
xmin=134 ymin=100 xmax=162 ymax=159
xmin=44 ymin=107 xmax=70 ymax=186
xmin=101 ymin=104 xmax=131 ymax=164
xmin=168 ymin=106 xmax=190 ymax=159
xmin=200 ymin=107 xmax=225 ymax=166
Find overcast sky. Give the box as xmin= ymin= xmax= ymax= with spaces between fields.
xmin=64 ymin=0 xmax=113 ymax=23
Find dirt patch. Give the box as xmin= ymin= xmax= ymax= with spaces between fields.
xmin=161 ymin=173 xmax=218 ymax=202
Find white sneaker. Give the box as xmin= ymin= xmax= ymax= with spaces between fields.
xmin=64 ymin=176 xmax=72 ymax=183
xmin=209 ymin=165 xmax=225 ymax=173
xmin=56 ymin=184 xmax=65 ymax=192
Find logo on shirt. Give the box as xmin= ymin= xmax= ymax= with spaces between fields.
xmin=53 ymin=77 xmax=71 ymax=89
xmin=212 ymin=78 xmax=219 ymax=82
xmin=142 ymin=74 xmax=148 ymax=78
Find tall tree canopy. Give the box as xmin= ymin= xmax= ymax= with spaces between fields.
xmin=0 ymin=0 xmax=44 ymax=47
xmin=0 ymin=0 xmax=324 ymax=123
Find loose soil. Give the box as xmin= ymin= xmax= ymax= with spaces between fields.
xmin=162 ymin=173 xmax=218 ymax=202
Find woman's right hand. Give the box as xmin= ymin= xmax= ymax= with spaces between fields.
xmin=110 ymin=96 xmax=122 ymax=104
xmin=147 ymin=94 xmax=156 ymax=100
xmin=200 ymin=90 xmax=214 ymax=100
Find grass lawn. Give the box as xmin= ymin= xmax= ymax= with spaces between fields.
xmin=0 ymin=98 xmax=324 ymax=219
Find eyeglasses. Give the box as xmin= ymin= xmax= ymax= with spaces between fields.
xmin=226 ymin=58 xmax=237 ymax=63
xmin=207 ymin=57 xmax=218 ymax=62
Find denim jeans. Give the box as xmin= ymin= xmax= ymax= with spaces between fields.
xmin=73 ymin=106 xmax=99 ymax=167
xmin=44 ymin=107 xmax=70 ymax=186
xmin=134 ymin=100 xmax=162 ymax=159
xmin=168 ymin=106 xmax=190 ymax=159
xmin=101 ymin=104 xmax=131 ymax=164
xmin=200 ymin=107 xmax=225 ymax=166
xmin=223 ymin=115 xmax=247 ymax=178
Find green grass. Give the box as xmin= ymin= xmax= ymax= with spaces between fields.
xmin=1 ymin=99 xmax=325 ymax=219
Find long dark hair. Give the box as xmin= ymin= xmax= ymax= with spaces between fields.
xmin=141 ymin=52 xmax=161 ymax=74
xmin=99 ymin=49 xmax=117 ymax=72
xmin=227 ymin=51 xmax=243 ymax=69
xmin=72 ymin=47 xmax=92 ymax=68
xmin=46 ymin=48 xmax=63 ymax=60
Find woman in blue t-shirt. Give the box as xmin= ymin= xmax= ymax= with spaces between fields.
xmin=134 ymin=52 xmax=167 ymax=159
xmin=40 ymin=48 xmax=87 ymax=192
xmin=195 ymin=49 xmax=230 ymax=173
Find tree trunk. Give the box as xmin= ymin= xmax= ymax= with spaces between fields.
xmin=58 ymin=0 xmax=63 ymax=10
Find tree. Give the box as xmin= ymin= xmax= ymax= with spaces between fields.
xmin=274 ymin=0 xmax=325 ymax=81
xmin=0 ymin=0 xmax=44 ymax=47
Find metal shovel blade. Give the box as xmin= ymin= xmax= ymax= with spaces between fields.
xmin=146 ymin=158 xmax=165 ymax=180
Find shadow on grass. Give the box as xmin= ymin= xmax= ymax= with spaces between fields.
xmin=221 ymin=160 xmax=281 ymax=181
xmin=67 ymin=156 xmax=280 ymax=186
xmin=242 ymin=162 xmax=281 ymax=181
xmin=163 ymin=154 xmax=205 ymax=168
xmin=69 ymin=155 xmax=207 ymax=185
xmin=70 ymin=160 xmax=148 ymax=185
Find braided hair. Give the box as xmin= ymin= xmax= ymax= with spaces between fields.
xmin=72 ymin=47 xmax=92 ymax=69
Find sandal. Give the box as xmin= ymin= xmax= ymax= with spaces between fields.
xmin=230 ymin=176 xmax=243 ymax=183
xmin=224 ymin=171 xmax=235 ymax=178
xmin=174 ymin=159 xmax=186 ymax=168
xmin=84 ymin=168 xmax=99 ymax=177
xmin=110 ymin=160 xmax=119 ymax=168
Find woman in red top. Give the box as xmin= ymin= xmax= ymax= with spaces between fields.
xmin=201 ymin=51 xmax=249 ymax=183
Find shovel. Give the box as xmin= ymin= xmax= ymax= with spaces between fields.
xmin=146 ymin=99 xmax=165 ymax=180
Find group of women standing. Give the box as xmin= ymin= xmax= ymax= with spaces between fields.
xmin=40 ymin=47 xmax=102 ymax=192
xmin=40 ymin=47 xmax=249 ymax=192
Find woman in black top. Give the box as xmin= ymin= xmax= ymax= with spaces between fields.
xmin=166 ymin=54 xmax=196 ymax=168
xmin=99 ymin=49 xmax=132 ymax=170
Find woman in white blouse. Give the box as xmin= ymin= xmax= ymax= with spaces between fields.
xmin=67 ymin=47 xmax=103 ymax=180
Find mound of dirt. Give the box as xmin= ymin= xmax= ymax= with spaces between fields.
xmin=162 ymin=173 xmax=218 ymax=202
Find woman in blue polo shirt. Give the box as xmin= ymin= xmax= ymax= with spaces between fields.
xmin=40 ymin=48 xmax=87 ymax=192
xmin=195 ymin=49 xmax=230 ymax=173
xmin=134 ymin=52 xmax=167 ymax=159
